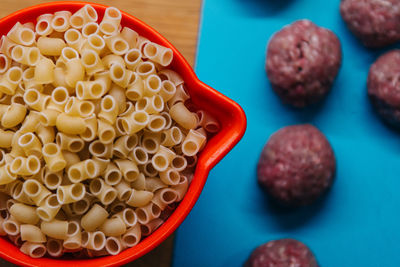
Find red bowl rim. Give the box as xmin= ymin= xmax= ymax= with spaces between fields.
xmin=0 ymin=2 xmax=247 ymax=266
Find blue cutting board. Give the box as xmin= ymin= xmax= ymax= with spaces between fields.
xmin=173 ymin=0 xmax=400 ymax=266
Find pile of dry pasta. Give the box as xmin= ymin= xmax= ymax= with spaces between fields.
xmin=0 ymin=4 xmax=219 ymax=258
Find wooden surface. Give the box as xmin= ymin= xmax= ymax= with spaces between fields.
xmin=0 ymin=0 xmax=201 ymax=266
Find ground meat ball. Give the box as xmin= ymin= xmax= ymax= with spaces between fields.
xmin=340 ymin=0 xmax=400 ymax=48
xmin=368 ymin=50 xmax=400 ymax=128
xmin=257 ymin=124 xmax=336 ymax=207
xmin=266 ymin=19 xmax=342 ymax=108
xmin=245 ymin=239 xmax=319 ymax=267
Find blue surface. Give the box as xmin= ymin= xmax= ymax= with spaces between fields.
xmin=173 ymin=0 xmax=400 ymax=266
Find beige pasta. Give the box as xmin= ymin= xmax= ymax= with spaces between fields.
xmin=92 ymin=157 xmax=109 ymax=176
xmin=98 ymin=95 xmax=119 ymax=124
xmin=36 ymin=14 xmax=54 ymax=36
xmin=64 ymin=28 xmax=83 ymax=50
xmin=0 ymin=129 xmax=14 ymax=148
xmin=159 ymin=168 xmax=181 ymax=186
xmin=97 ymin=119 xmax=116 ymax=144
xmin=24 ymin=88 xmax=50 ymax=112
xmin=121 ymin=111 xmax=149 ymax=135
xmin=71 ymin=198 xmax=90 ymax=215
xmin=113 ymin=208 xmax=137 ymax=228
xmin=22 ymin=179 xmax=51 ymax=206
xmin=11 ymin=45 xmax=40 ymax=66
xmin=143 ymin=42 xmax=173 ymax=66
xmin=115 ymin=159 xmax=139 ymax=182
xmin=20 ymin=224 xmax=46 ymax=243
xmin=9 ymin=203 xmax=40 ymax=225
xmin=81 ymin=204 xmax=108 ymax=231
xmin=7 ymin=22 xmax=35 ymax=46
xmin=36 ymin=126 xmax=55 ymax=145
xmin=18 ymin=132 xmax=42 ymax=158
xmin=89 ymin=178 xmax=117 ymax=205
xmin=131 ymin=173 xmax=146 ymax=190
xmin=168 ymin=84 xmax=190 ymax=107
xmin=36 ymin=194 xmax=61 ymax=222
xmin=103 ymin=163 xmax=122 ymax=186
xmin=67 ymin=159 xmax=96 ymax=183
xmin=56 ymin=183 xmax=85 ymax=204
xmin=65 ymin=58 xmax=85 ymax=88
xmin=182 ymin=129 xmax=207 ymax=156
xmin=84 ymin=34 xmax=106 ymax=54
xmin=121 ymin=27 xmax=138 ymax=49
xmin=109 ymin=63 xmax=132 ymax=88
xmin=56 ymin=113 xmax=86 ymax=135
xmin=152 ymin=146 xmax=176 ymax=172
xmin=11 ymin=182 xmax=34 ymax=205
xmin=130 ymin=146 xmax=148 ymax=165
xmin=10 ymin=155 xmax=41 ymax=176
xmin=51 ymin=11 xmax=71 ymax=32
xmin=126 ymin=189 xmax=153 ymax=208
xmin=104 ymin=34 xmax=129 ymax=56
xmin=0 ymin=66 xmax=23 ymax=95
xmin=0 ymin=54 xmax=11 ymax=74
xmin=37 ymin=37 xmax=67 ymax=56
xmin=0 ymin=4 xmax=216 ymax=259
xmin=169 ymin=102 xmax=198 ymax=130
xmin=56 ymin=132 xmax=84 ymax=153
xmin=70 ymin=4 xmax=98 ymax=29
xmin=3 ymin=216 xmax=20 ymax=236
xmin=34 ymin=58 xmax=55 ymax=84
xmin=152 ymin=188 xmax=178 ymax=210
xmin=140 ymin=218 xmax=163 ymax=237
xmin=158 ymin=69 xmax=184 ymax=86
xmin=145 ymin=177 xmax=167 ymax=193
xmin=64 ymin=97 xmax=95 ymax=118
xmin=108 ymin=84 xmax=126 ymax=113
xmin=105 ymin=236 xmax=123 ymax=256
xmin=42 ymin=143 xmax=66 ymax=172
xmin=81 ymin=49 xmax=105 ymax=76
xmin=20 ymin=242 xmax=47 ymax=258
xmin=41 ymin=219 xmax=68 ymax=240
xmin=121 ymin=224 xmax=141 ymax=247
xmin=88 ymin=140 xmax=113 ymax=158
xmin=46 ymin=238 xmax=63 ymax=257
xmin=80 ymin=115 xmax=98 ymax=142
xmin=99 ymin=216 xmax=126 ymax=237
xmin=115 ymin=180 xmax=132 ymax=202
xmin=136 ymin=202 xmax=161 ymax=225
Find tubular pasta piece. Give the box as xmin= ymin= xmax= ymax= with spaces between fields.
xmin=126 ymin=189 xmax=153 ymax=208
xmin=37 ymin=37 xmax=66 ymax=56
xmin=40 ymin=219 xmax=68 ymax=240
xmin=20 ymin=241 xmax=46 ymax=258
xmin=36 ymin=194 xmax=61 ymax=222
xmin=42 ymin=143 xmax=66 ymax=172
xmin=9 ymin=203 xmax=39 ymax=224
xmin=99 ymin=217 xmax=126 ymax=237
xmin=56 ymin=113 xmax=86 ymax=135
xmin=169 ymin=102 xmax=198 ymax=130
xmin=81 ymin=204 xmax=108 ymax=232
xmin=20 ymin=225 xmax=46 ymax=243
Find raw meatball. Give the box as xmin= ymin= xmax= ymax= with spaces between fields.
xmin=368 ymin=50 xmax=400 ymax=128
xmin=266 ymin=19 xmax=342 ymax=108
xmin=257 ymin=124 xmax=336 ymax=207
xmin=340 ymin=0 xmax=400 ymax=48
xmin=245 ymin=239 xmax=319 ymax=267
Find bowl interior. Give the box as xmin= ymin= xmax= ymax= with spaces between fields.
xmin=0 ymin=2 xmax=246 ymax=267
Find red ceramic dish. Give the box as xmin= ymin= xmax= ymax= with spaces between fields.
xmin=0 ymin=2 xmax=246 ymax=266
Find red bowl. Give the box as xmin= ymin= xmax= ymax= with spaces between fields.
xmin=0 ymin=2 xmax=246 ymax=266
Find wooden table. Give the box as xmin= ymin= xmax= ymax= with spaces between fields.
xmin=0 ymin=0 xmax=201 ymax=266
